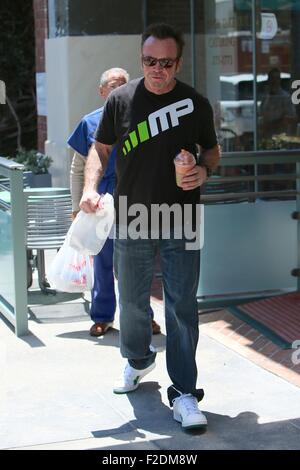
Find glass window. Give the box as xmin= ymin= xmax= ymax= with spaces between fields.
xmin=145 ymin=0 xmax=192 ymax=85
xmin=50 ymin=0 xmax=144 ymax=36
xmin=194 ymin=0 xmax=300 ymax=153
xmin=193 ymin=0 xmax=299 ymax=199
xmin=257 ymin=0 xmax=300 ymax=150
xmin=194 ymin=0 xmax=255 ymax=197
xmin=194 ymin=0 xmax=254 ymax=153
xmin=255 ymin=1 xmax=300 ymax=194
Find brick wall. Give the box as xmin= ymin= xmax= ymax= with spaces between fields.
xmin=33 ymin=0 xmax=48 ymax=153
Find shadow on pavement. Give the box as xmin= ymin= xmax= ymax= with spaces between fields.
xmin=91 ymin=382 xmax=300 ymax=449
xmin=56 ymin=328 xmax=167 ymax=352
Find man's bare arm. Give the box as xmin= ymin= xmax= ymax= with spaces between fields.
xmin=80 ymin=141 xmax=113 ymax=213
xmin=181 ymin=144 xmax=221 ymax=191
xmin=201 ymin=144 xmax=221 ymax=170
xmin=84 ymin=141 xmax=112 ymax=190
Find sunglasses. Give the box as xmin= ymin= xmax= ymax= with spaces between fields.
xmin=142 ymin=56 xmax=178 ymax=68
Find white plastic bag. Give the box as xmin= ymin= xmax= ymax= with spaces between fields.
xmin=69 ymin=193 xmax=114 ymax=255
xmin=47 ymin=235 xmax=94 ymax=292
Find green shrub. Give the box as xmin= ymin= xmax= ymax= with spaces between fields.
xmin=8 ymin=149 xmax=52 ymax=174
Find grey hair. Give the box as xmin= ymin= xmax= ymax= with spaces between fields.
xmin=100 ymin=68 xmax=130 ymax=86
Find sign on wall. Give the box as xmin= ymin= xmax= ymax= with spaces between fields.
xmin=206 ymin=35 xmax=238 ymax=76
xmin=257 ymin=12 xmax=278 ymax=40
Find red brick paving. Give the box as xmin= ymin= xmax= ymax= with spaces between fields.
xmin=249 ymin=335 xmax=271 ymax=352
xmin=259 ymin=342 xmax=281 ymax=357
xmin=237 ymin=292 xmax=300 ymax=345
xmin=150 ymin=278 xmax=300 ymax=388
xmin=292 ymin=364 xmax=300 ymax=373
xmin=199 ymin=310 xmax=300 ymax=387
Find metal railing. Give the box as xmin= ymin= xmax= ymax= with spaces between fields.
xmin=201 ymin=150 xmax=300 ymax=204
xmin=0 ymin=157 xmax=28 ymax=336
xmin=1 ymin=151 xmax=299 ymax=328
xmin=25 ymin=188 xmax=72 ymax=293
xmin=198 ymin=150 xmax=300 ymax=307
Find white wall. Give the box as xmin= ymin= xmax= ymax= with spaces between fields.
xmin=45 ymin=35 xmax=142 ymax=187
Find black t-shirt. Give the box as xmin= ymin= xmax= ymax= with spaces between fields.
xmin=95 ymin=78 xmax=217 ymax=228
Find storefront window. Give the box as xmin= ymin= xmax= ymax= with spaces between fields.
xmin=194 ymin=0 xmax=300 ymax=155
xmin=146 ymin=0 xmax=192 ymax=85
xmin=193 ymin=0 xmax=255 ymax=195
xmin=195 ymin=0 xmax=254 ymax=153
xmin=54 ymin=0 xmax=300 ymax=158
xmin=49 ymin=0 xmax=144 ymax=37
xmin=257 ymin=0 xmax=300 ymax=152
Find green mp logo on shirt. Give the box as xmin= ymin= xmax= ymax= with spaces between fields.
xmin=122 ymin=98 xmax=194 ymax=156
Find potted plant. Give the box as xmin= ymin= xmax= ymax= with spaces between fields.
xmin=8 ymin=149 xmax=53 ymax=187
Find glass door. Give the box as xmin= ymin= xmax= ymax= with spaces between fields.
xmin=194 ymin=0 xmax=299 ymax=302
xmin=256 ymin=0 xmax=300 ymax=193
xmin=256 ymin=0 xmax=300 ymax=150
xmin=195 ymin=0 xmax=255 ymax=153
xmin=195 ymin=0 xmax=255 ymax=194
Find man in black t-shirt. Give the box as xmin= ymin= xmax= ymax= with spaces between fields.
xmin=80 ymin=23 xmax=220 ymax=431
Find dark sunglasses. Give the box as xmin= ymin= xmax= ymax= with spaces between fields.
xmin=142 ymin=56 xmax=178 ymax=68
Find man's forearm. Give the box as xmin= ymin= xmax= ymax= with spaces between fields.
xmin=201 ymin=144 xmax=221 ymax=170
xmin=80 ymin=141 xmax=112 ymax=213
xmin=83 ymin=141 xmax=112 ymax=192
xmin=84 ymin=144 xmax=104 ymax=192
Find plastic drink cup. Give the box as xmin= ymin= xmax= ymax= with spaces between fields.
xmin=174 ymin=152 xmax=196 ymax=187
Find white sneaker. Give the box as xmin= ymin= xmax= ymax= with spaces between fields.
xmin=173 ymin=393 xmax=207 ymax=429
xmin=113 ymin=362 xmax=156 ymax=394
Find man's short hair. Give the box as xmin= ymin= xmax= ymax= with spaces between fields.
xmin=100 ymin=68 xmax=130 ymax=87
xmin=141 ymin=23 xmax=185 ymax=58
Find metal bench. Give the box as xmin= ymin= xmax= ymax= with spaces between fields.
xmin=24 ymin=188 xmax=72 ymax=293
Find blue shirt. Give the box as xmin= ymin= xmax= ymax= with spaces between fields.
xmin=67 ymin=107 xmax=116 ymax=194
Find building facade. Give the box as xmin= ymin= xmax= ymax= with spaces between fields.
xmin=35 ymin=0 xmax=300 ymax=186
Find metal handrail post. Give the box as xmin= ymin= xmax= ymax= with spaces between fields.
xmin=190 ymin=0 xmax=196 ymax=88
xmin=10 ymin=168 xmax=28 ymax=336
xmin=252 ymin=0 xmax=259 ymax=193
xmin=297 ymin=162 xmax=300 ymax=291
xmin=0 ymin=157 xmax=28 ymax=336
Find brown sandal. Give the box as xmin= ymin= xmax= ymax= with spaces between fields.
xmin=152 ymin=320 xmax=161 ymax=335
xmin=89 ymin=322 xmax=113 ymax=337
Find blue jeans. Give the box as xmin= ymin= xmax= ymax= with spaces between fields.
xmin=114 ymin=232 xmax=200 ymax=394
xmin=90 ymin=181 xmax=154 ymax=323
xmin=90 ymin=231 xmax=154 ymax=324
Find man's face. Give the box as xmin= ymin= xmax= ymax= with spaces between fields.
xmin=141 ymin=36 xmax=182 ymax=95
xmin=100 ymin=73 xmax=128 ymax=100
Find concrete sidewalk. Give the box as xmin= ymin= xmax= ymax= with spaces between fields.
xmin=1 ymin=287 xmax=300 ymax=450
